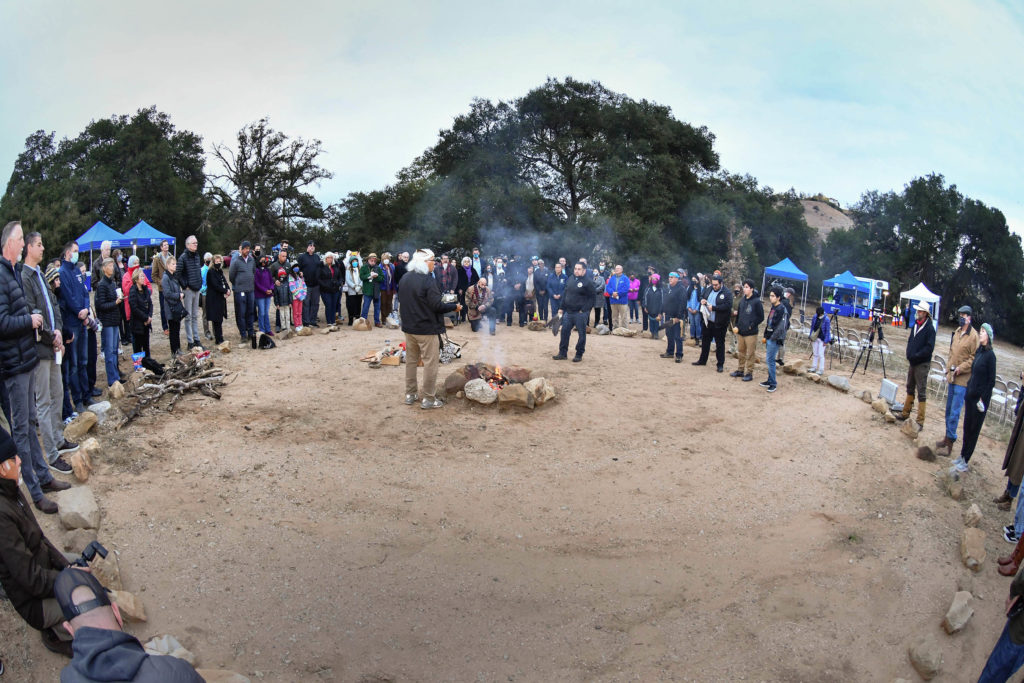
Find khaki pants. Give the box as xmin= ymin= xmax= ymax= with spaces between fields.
xmin=737 ymin=334 xmax=757 ymax=375
xmin=405 ymin=333 xmax=440 ymax=399
xmin=610 ymin=303 xmax=628 ymax=329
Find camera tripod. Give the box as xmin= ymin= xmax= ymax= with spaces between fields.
xmin=827 ymin=310 xmax=843 ymax=369
xmin=850 ymin=313 xmax=887 ymax=378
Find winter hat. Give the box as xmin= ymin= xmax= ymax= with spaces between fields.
xmin=982 ymin=322 xmax=994 ymax=342
xmin=44 ymin=265 xmax=60 ymax=284
xmin=277 ymin=268 xmax=286 ymax=277
xmin=650 ymin=274 xmax=661 ymax=284
xmin=0 ymin=428 xmax=16 ymax=464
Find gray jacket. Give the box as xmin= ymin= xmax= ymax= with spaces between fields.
xmin=19 ymin=263 xmax=61 ymax=361
xmin=228 ymin=254 xmax=255 ymax=293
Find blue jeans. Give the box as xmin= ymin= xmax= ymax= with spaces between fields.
xmin=550 ymin=297 xmax=561 ymax=319
xmin=101 ymin=325 xmax=120 ymax=386
xmin=946 ymin=384 xmax=967 ymax=440
xmin=361 ymin=294 xmax=381 ymax=324
xmin=558 ymin=311 xmax=588 ymax=357
xmin=67 ymin=323 xmax=89 ymax=404
xmin=978 ymin=620 xmax=1024 ymax=682
xmin=766 ymin=340 xmax=780 ymax=387
xmin=233 ymin=291 xmax=255 ymax=337
xmin=665 ymin=321 xmax=682 ymax=357
xmin=256 ymin=297 xmax=272 ymax=334
xmin=688 ymin=312 xmax=702 ymax=340
xmin=649 ymin=316 xmax=661 ymax=339
xmin=321 ymin=291 xmax=340 ymax=324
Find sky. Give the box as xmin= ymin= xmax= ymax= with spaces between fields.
xmin=1 ymin=0 xmax=1021 ymax=234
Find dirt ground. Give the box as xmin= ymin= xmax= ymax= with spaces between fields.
xmin=3 ymin=311 xmax=1024 ymax=682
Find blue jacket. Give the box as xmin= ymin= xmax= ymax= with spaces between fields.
xmin=58 ymin=259 xmax=88 ymax=331
xmin=546 ymin=271 xmax=567 ymax=298
xmin=61 ymin=627 xmax=204 ymax=682
xmin=810 ymin=314 xmax=831 ymax=344
xmin=604 ymin=274 xmax=630 ymax=301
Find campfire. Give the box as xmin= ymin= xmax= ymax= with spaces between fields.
xmin=488 ymin=365 xmax=511 ymax=390
xmin=446 ymin=362 xmax=556 ymax=409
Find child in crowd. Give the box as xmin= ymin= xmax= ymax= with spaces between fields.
xmin=289 ymin=266 xmax=306 ymax=331
xmin=274 ymin=267 xmax=292 ymax=333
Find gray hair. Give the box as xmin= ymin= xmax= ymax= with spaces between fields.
xmin=1 ymin=221 xmax=22 ymax=250
xmin=100 ymin=240 xmax=112 ymax=251
xmin=128 ymin=255 xmax=140 ymax=267
xmin=101 ymin=257 xmax=115 ymax=268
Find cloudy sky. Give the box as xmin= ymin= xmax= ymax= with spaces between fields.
xmin=1 ymin=0 xmax=1021 ymax=233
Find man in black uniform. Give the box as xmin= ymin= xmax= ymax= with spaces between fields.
xmin=552 ymin=262 xmax=597 ymax=363
xmin=693 ymin=273 xmax=733 ymax=372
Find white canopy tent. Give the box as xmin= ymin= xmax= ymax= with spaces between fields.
xmin=899 ymin=282 xmax=941 ymax=328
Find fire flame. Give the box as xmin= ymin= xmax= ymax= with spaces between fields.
xmin=488 ymin=365 xmax=507 ymax=390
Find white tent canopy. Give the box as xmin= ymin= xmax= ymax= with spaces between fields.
xmin=899 ymin=282 xmax=941 ymax=327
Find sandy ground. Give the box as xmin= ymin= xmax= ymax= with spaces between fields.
xmin=3 ymin=310 xmax=1024 ymax=682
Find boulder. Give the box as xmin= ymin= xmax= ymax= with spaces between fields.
xmin=80 ymin=437 xmax=101 ymax=461
xmin=91 ymin=550 xmax=122 ymax=590
xmin=64 ymin=412 xmax=98 ymax=442
xmin=352 ymin=318 xmax=372 ymax=331
xmin=57 ymin=486 xmax=100 ymax=530
xmin=108 ymin=381 xmax=125 ymax=399
xmin=70 ymin=452 xmax=91 ymax=482
xmin=806 ymin=373 xmax=821 ymax=383
xmin=497 ymin=384 xmax=535 ymax=410
xmin=949 ymin=480 xmax=964 ymax=500
xmin=871 ymin=398 xmax=888 ymax=414
xmin=464 ymin=364 xmax=482 ymax=381
xmin=942 ymin=591 xmax=974 ymax=634
xmin=827 ymin=375 xmax=851 ymax=393
xmin=527 ymin=320 xmax=546 ymax=331
xmin=143 ymin=635 xmax=195 ymax=665
xmin=901 ymin=419 xmax=921 ymax=438
xmin=297 ymin=326 xmax=314 ymax=336
xmin=321 ymin=327 xmax=334 ymax=335
xmin=86 ymin=401 xmax=112 ymax=425
xmin=908 ymin=632 xmax=942 ymax=680
xmin=62 ymin=528 xmax=98 ymax=553
xmin=505 ymin=366 xmax=532 ymax=383
xmin=964 ymin=503 xmax=983 ymax=528
xmin=195 ymin=671 xmax=251 ymax=683
xmin=960 ymin=527 xmax=986 ymax=572
xmin=916 ymin=446 xmax=936 ymax=462
xmin=860 ymin=390 xmax=873 ymax=404
xmin=111 ymin=590 xmax=147 ymax=622
xmin=595 ymin=324 xmax=610 ymax=335
xmin=464 ymin=379 xmax=498 ymax=405
xmin=218 ymin=341 xmax=232 ymax=352
xmin=884 ymin=411 xmax=896 ymax=423
xmin=523 ymin=377 xmax=556 ymax=405
xmin=611 ymin=327 xmax=637 ymax=337
xmin=782 ymin=364 xmax=800 ymax=376
xmin=444 ymin=372 xmax=468 ymax=396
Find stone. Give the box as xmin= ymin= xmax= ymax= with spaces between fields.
xmin=884 ymin=411 xmax=896 ymax=423
xmin=611 ymin=327 xmax=637 ymax=337
xmin=143 ymin=635 xmax=195 ymax=665
xmin=595 ymin=324 xmax=610 ymax=335
xmin=111 ymin=590 xmax=147 ymax=622
xmin=908 ymin=632 xmax=942 ymax=680
xmin=527 ymin=320 xmax=546 ymax=331
xmin=871 ymin=398 xmax=888 ymax=414
xmin=352 ymin=318 xmax=372 ymax=331
xmin=960 ymin=527 xmax=986 ymax=572
xmin=788 ymin=359 xmax=807 ymax=373
xmin=321 ymin=327 xmax=334 ymax=335
xmin=901 ymin=419 xmax=921 ymax=438
xmin=62 ymin=528 xmax=98 ymax=553
xmin=497 ymin=384 xmax=535 ymax=410
xmin=504 ymin=366 xmax=532 ymax=383
xmin=57 ymin=486 xmax=100 ymax=530
xmin=91 ymin=550 xmax=122 ymax=590
xmin=806 ymin=373 xmax=821 ymax=383
xmin=964 ymin=503 xmax=983 ymax=528
xmin=523 ymin=377 xmax=556 ymax=405
xmin=444 ymin=372 xmax=468 ymax=396
xmin=585 ymin=326 xmax=593 ymax=334
xmin=80 ymin=437 xmax=101 ymax=461
xmin=328 ymin=325 xmax=339 ymax=332
xmin=70 ymin=452 xmax=91 ymax=482
xmin=782 ymin=364 xmax=800 ymax=376
xmin=464 ymin=379 xmax=498 ymax=405
xmin=218 ymin=341 xmax=232 ymax=352
xmin=108 ymin=381 xmax=125 ymax=399
xmin=297 ymin=326 xmax=314 ymax=336
xmin=827 ymin=375 xmax=851 ymax=393
xmin=85 ymin=401 xmax=112 ymax=425
xmin=860 ymin=390 xmax=873 ymax=404
xmin=916 ymin=445 xmax=936 ymax=461
xmin=942 ymin=591 xmax=974 ymax=634
xmin=282 ymin=329 xmax=295 ymax=339
xmin=64 ymin=411 xmax=98 ymax=442
xmin=456 ymin=391 xmax=464 ymax=399
xmin=949 ymin=480 xmax=964 ymax=500
xmin=195 ymin=671 xmax=251 ymax=683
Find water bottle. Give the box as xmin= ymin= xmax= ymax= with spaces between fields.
xmin=384 ymin=338 xmax=391 ymax=354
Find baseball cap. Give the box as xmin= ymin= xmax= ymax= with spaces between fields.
xmin=240 ymin=241 xmax=252 ymax=249
xmin=712 ymin=273 xmax=724 ymax=282
xmin=54 ymin=568 xmax=111 ymax=621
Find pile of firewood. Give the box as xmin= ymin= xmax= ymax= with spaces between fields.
xmin=118 ymin=355 xmax=233 ymax=428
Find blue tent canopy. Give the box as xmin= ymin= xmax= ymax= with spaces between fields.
xmin=823 ymin=270 xmax=869 ymax=293
xmin=121 ymin=220 xmax=175 ymax=247
xmin=75 ymin=221 xmax=129 ymax=251
xmin=764 ymin=257 xmax=808 ymax=282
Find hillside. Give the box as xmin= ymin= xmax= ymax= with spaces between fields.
xmin=801 ymin=199 xmax=854 ymax=241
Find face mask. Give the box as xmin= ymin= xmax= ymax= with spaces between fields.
xmin=383 ymin=259 xmax=390 ymax=264
xmin=215 ymin=263 xmax=222 ymax=270
xmin=70 ymin=251 xmax=79 ymax=264
xmin=959 ymin=317 xmax=967 ymax=327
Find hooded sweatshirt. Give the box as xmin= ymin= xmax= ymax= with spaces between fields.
xmin=60 ymin=627 xmax=204 ymax=682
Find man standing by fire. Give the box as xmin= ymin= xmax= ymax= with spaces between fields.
xmin=552 ymin=261 xmax=597 ymax=363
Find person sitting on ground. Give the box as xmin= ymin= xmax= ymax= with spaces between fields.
xmin=54 ymin=567 xmax=205 ymax=681
xmin=0 ymin=428 xmax=75 ymax=657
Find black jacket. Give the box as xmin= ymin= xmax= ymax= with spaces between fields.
xmin=176 ymin=249 xmax=204 ymax=292
xmin=0 ymin=256 xmax=41 ymax=379
xmin=205 ymin=267 xmax=229 ymax=323
xmin=735 ymin=295 xmax=765 ymax=336
xmin=94 ymin=276 xmax=122 ymax=328
xmin=128 ymin=284 xmax=153 ymax=333
xmin=21 ymin=263 xmax=62 ymax=362
xmin=702 ymin=286 xmax=734 ymax=328
xmin=0 ymin=461 xmax=69 ymax=630
xmin=905 ymin=318 xmax=936 ymax=366
xmin=663 ymin=284 xmax=686 ymax=320
xmin=317 ymin=263 xmax=343 ymax=294
xmin=643 ymin=286 xmax=665 ymax=317
xmin=965 ymin=344 xmax=997 ymax=407
xmin=296 ymin=253 xmax=322 ymax=284
xmin=456 ymin=266 xmax=480 ymax=294
xmin=397 ymin=271 xmax=458 ymax=335
xmin=561 ymin=274 xmax=597 ymax=313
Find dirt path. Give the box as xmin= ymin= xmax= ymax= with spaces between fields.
xmin=2 ymin=320 xmax=1022 ymax=681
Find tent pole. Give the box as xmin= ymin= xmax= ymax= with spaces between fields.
xmin=760 ymin=272 xmax=766 ymax=301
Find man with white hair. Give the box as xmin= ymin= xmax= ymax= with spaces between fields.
xmin=176 ymin=235 xmax=204 ymax=350
xmin=398 ymin=249 xmax=460 ymax=409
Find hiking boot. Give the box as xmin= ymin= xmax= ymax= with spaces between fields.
xmin=404 ymin=393 xmax=419 ymax=405
xmin=742 ymin=374 xmax=753 ymax=382
xmin=420 ymin=397 xmax=444 ymax=410
xmin=659 ymin=353 xmax=673 ymax=358
xmin=572 ymin=355 xmax=583 ymax=362
xmin=42 ymin=478 xmax=71 ymax=492
xmin=552 ymin=354 xmax=568 ymax=360
xmin=48 ymin=457 xmax=73 ymax=474
xmin=34 ymin=496 xmax=58 ymax=514
xmin=40 ymin=629 xmax=73 ymax=658
xmin=729 ymin=371 xmax=743 ymax=377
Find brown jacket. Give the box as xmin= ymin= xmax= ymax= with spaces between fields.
xmin=946 ymin=325 xmax=979 ymax=387
xmin=151 ymin=253 xmax=169 ymax=292
xmin=466 ymin=284 xmax=494 ymax=321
